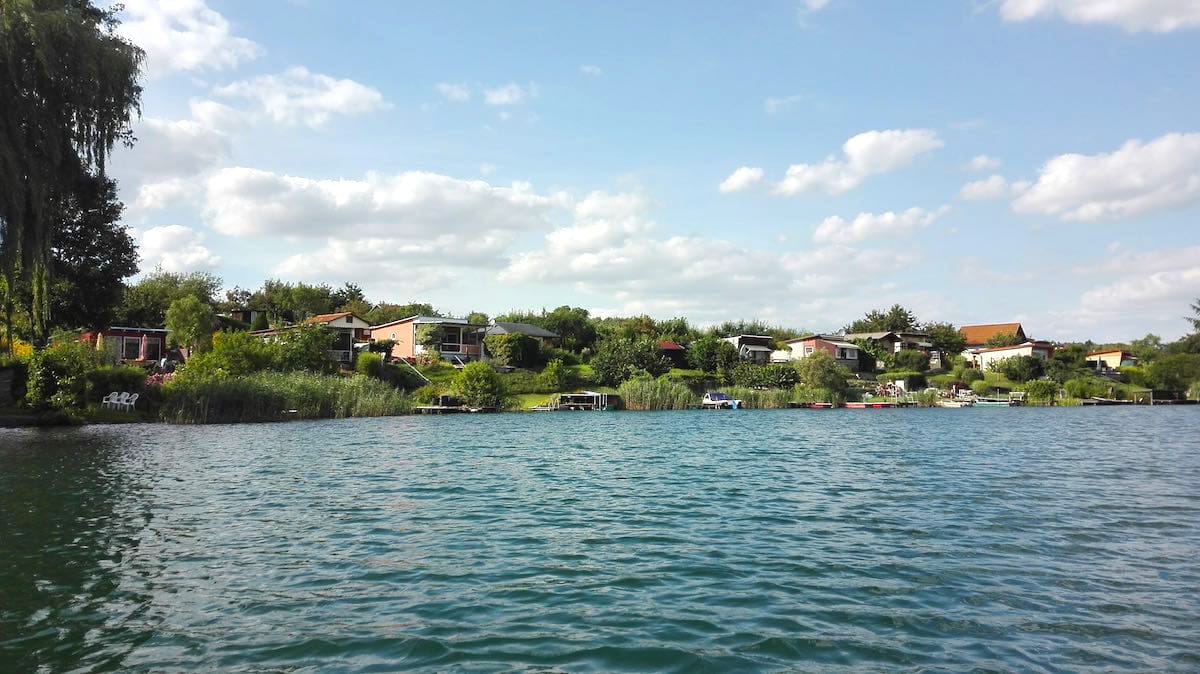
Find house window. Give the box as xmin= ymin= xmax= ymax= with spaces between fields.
xmin=390 ymin=332 xmax=396 ymax=340
xmin=144 ymin=339 xmax=161 ymax=361
xmin=441 ymin=327 xmax=462 ymax=352
xmin=122 ymin=337 xmax=141 ymax=360
xmin=345 ymin=316 xmax=353 ymax=323
xmin=804 ymin=346 xmax=813 ymax=355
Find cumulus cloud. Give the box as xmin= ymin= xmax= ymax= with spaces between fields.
xmin=213 ymin=66 xmax=387 ymax=127
xmin=435 ymin=82 xmax=472 ymax=102
xmin=998 ymin=0 xmax=1200 ymax=32
xmin=966 ymin=154 xmax=1001 ymax=172
xmin=775 ymin=129 xmax=943 ymax=196
xmin=959 ymin=175 xmax=1011 ymax=201
xmin=1012 ymin=132 xmax=1200 ymax=221
xmin=812 ymin=206 xmax=949 ymax=244
xmin=580 ymin=65 xmax=603 ymax=77
xmin=115 ymin=0 xmax=261 ymax=78
xmin=719 ymin=166 xmax=765 ymax=193
xmin=484 ymin=83 xmax=534 ymax=106
xmin=204 ymin=167 xmax=567 ymax=238
xmin=137 ymin=225 xmax=220 ymax=272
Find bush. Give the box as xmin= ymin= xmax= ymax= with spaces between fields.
xmin=452 ymin=362 xmax=508 ymax=408
xmin=961 ymin=368 xmax=985 ymax=384
xmin=538 ymin=359 xmax=574 ymax=392
xmin=355 ymin=352 xmax=384 ymax=379
xmin=86 ymin=366 xmax=147 ymax=400
xmin=686 ymin=335 xmax=740 ymax=373
xmin=541 ymin=346 xmax=580 ymax=366
xmin=1064 ymin=377 xmax=1108 ymax=399
xmin=616 ymin=377 xmax=695 ymax=410
xmin=894 ymin=349 xmax=930 ymax=372
xmin=661 ymin=368 xmax=714 ymax=392
xmin=914 ymin=389 xmax=940 ymax=407
xmin=484 ymin=333 xmax=542 ymax=368
xmin=1022 ymin=379 xmax=1060 ymax=403
xmin=591 ymin=338 xmax=671 ymax=385
xmin=731 ymin=363 xmax=799 ymax=389
xmin=795 ymin=352 xmax=850 ymax=394
xmin=792 ymin=385 xmax=847 ymax=406
xmin=25 ymin=340 xmax=101 ymax=411
xmin=1146 ymin=353 xmax=1200 ymax=392
xmin=971 ymin=379 xmax=1014 ymax=396
xmin=990 ymin=355 xmax=1044 ymax=383
xmin=411 ymin=384 xmax=444 ymax=405
xmin=879 ymin=370 xmax=927 ymax=389
xmin=160 ymin=371 xmax=411 ymax=424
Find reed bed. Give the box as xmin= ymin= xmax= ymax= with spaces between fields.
xmin=160 ymin=372 xmax=411 ymax=424
xmin=792 ymin=385 xmax=848 ymax=406
xmin=617 ymin=378 xmax=696 ymax=410
xmin=718 ymin=387 xmax=793 ymax=409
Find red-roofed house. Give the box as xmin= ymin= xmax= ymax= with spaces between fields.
xmin=658 ymin=340 xmax=688 ymax=368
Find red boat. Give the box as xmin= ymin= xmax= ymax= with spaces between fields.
xmin=844 ymin=401 xmax=896 ymax=409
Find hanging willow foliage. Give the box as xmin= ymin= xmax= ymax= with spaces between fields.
xmin=0 ymin=0 xmax=143 ymax=345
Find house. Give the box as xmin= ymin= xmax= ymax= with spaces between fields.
xmin=843 ymin=330 xmax=942 ymax=369
xmin=251 ymin=312 xmax=371 ymax=367
xmin=971 ymin=341 xmax=1054 ymax=370
xmin=82 ymin=327 xmax=168 ymax=365
xmin=1087 ymin=349 xmax=1138 ymax=372
xmin=226 ymin=308 xmax=266 ymax=327
xmin=659 ymin=340 xmax=688 ymax=368
xmin=484 ymin=321 xmax=560 ymax=345
xmin=368 ymin=315 xmax=486 ymax=364
xmin=721 ymin=334 xmax=774 ymax=364
xmin=781 ymin=334 xmax=861 ymax=372
xmin=960 ymin=322 xmax=1027 ymax=349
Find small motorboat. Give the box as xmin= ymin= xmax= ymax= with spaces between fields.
xmin=937 ymin=400 xmax=974 ymax=408
xmin=701 ymin=392 xmax=741 ymax=409
xmin=845 ymin=401 xmax=896 ymax=409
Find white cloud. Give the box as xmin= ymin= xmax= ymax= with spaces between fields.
xmin=204 ymin=167 xmax=567 ymax=239
xmin=1012 ymin=132 xmax=1200 ymax=221
xmin=775 ymin=129 xmax=943 ymax=196
xmin=959 ymin=175 xmax=1011 ymax=201
xmin=812 ymin=206 xmax=948 ymax=244
xmin=580 ymin=65 xmax=603 ymax=77
xmin=435 ymin=82 xmax=472 ymax=102
xmin=138 ymin=225 xmax=220 ymax=272
xmin=999 ymin=0 xmax=1200 ymax=32
xmin=764 ymin=94 xmax=804 ymax=114
xmin=719 ymin=166 xmax=765 ymax=193
xmin=115 ymin=0 xmax=261 ymax=78
xmin=967 ymin=154 xmax=1002 ymax=172
xmin=1073 ymin=245 xmax=1200 ymax=275
xmin=213 ymin=66 xmax=387 ymax=127
xmin=484 ymin=83 xmax=533 ymax=106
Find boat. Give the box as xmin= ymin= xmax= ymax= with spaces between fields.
xmin=937 ymin=400 xmax=974 ymax=408
xmin=974 ymin=398 xmax=1012 ymax=407
xmin=701 ymin=392 xmax=741 ymax=409
xmin=1086 ymin=397 xmax=1134 ymax=406
xmin=845 ymin=401 xmax=896 ymax=409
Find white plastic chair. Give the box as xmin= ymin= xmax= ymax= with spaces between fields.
xmin=119 ymin=393 xmax=139 ymax=412
xmin=101 ymin=391 xmax=122 ymax=410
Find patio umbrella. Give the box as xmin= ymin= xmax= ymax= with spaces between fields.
xmin=139 ymin=333 xmax=149 ymax=361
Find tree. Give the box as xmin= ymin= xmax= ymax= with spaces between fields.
xmin=894 ymin=349 xmax=930 ymax=372
xmin=921 ymin=321 xmax=966 ymax=360
xmin=466 ymin=311 xmax=490 ymax=325
xmin=120 ymin=270 xmax=222 ymax=327
xmin=367 ymin=302 xmax=439 ymax=325
xmin=538 ymin=359 xmax=573 ymax=392
xmin=795 ymin=352 xmax=850 ymax=394
xmin=984 ymin=332 xmax=1024 ymax=348
xmin=416 ymin=324 xmax=442 ymax=353
xmin=845 ymin=304 xmax=918 ymax=334
xmin=165 ymin=295 xmax=215 ymax=353
xmin=1146 ymin=354 xmax=1200 ymax=392
xmin=590 ymin=338 xmax=671 ymax=385
xmin=687 ymin=335 xmax=739 ymax=373
xmin=484 ymin=333 xmax=540 ymax=368
xmin=337 ymin=299 xmax=372 ymax=318
xmin=274 ymin=325 xmax=335 ymax=373
xmin=1128 ymin=334 xmax=1163 ymax=364
xmin=1190 ymin=298 xmax=1200 ymax=332
xmin=539 ymin=306 xmax=598 ymax=353
xmin=1 ymin=0 xmax=144 ymax=343
xmin=330 ymin=282 xmax=366 ymax=310
xmin=452 ymin=361 xmax=508 ymax=408
xmin=990 ymin=355 xmax=1044 ymax=383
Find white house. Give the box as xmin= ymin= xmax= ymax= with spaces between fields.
xmin=971 ymin=341 xmax=1054 ymax=370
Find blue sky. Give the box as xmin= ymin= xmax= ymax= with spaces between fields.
xmin=108 ymin=0 xmax=1200 ymax=341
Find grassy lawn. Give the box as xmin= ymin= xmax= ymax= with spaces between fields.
xmin=512 ymin=393 xmax=555 ymax=410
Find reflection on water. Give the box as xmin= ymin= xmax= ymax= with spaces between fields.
xmin=2 ymin=409 xmax=1199 ymax=672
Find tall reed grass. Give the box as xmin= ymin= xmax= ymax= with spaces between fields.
xmin=160 ymin=372 xmax=411 ymax=424
xmin=718 ymin=387 xmax=793 ymax=409
xmin=617 ymin=378 xmax=696 ymax=410
xmin=792 ymin=385 xmax=848 ymax=406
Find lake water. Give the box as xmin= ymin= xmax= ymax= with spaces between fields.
xmin=2 ymin=408 xmax=1198 ymax=672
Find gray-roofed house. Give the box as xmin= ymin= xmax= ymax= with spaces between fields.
xmin=721 ymin=334 xmax=775 ymax=364
xmin=485 ymin=321 xmax=560 ymax=345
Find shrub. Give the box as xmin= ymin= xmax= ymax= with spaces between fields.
xmin=990 ymin=355 xmax=1044 ymax=383
xmin=1022 ymin=380 xmax=1060 ymax=403
xmin=25 ymin=340 xmax=101 ymax=411
xmin=355 ymin=352 xmax=384 ymax=379
xmin=369 ymin=339 xmax=397 ymax=355
xmin=541 ymin=346 xmax=580 ymax=366
xmin=411 ymin=384 xmax=444 ymax=405
xmin=795 ymin=352 xmax=850 ymax=394
xmin=914 ymin=389 xmax=940 ymax=407
xmin=160 ymin=371 xmax=411 ymax=424
xmin=731 ymin=363 xmax=799 ymax=389
xmin=274 ymin=325 xmax=337 ymax=373
xmin=960 ymin=368 xmax=984 ymax=384
xmin=617 ymin=377 xmax=695 ymax=410
xmin=86 ymin=366 xmax=147 ymax=400
xmin=686 ymin=335 xmax=740 ymax=373
xmin=1146 ymin=353 xmax=1200 ymax=392
xmin=879 ymin=370 xmax=927 ymax=389
xmin=484 ymin=333 xmax=542 ymax=368
xmin=1064 ymin=377 xmax=1107 ymax=399
xmin=591 ymin=338 xmax=671 ymax=385
xmin=971 ymin=379 xmax=1014 ymax=397
xmin=893 ymin=349 xmax=930 ymax=372
xmin=793 ymin=384 xmax=847 ymax=406
xmin=452 ymin=362 xmax=508 ymax=408
xmin=165 ymin=295 xmax=215 ymax=353
xmin=538 ymin=359 xmax=574 ymax=392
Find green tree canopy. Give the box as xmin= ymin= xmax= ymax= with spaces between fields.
xmin=845 ymin=304 xmax=918 ymax=334
xmin=120 ymin=270 xmax=222 ymax=327
xmin=1 ymin=0 xmax=143 ymax=342
xmin=591 ymin=337 xmax=671 ymax=385
xmin=452 ymin=361 xmax=508 ymax=408
xmin=686 ymin=334 xmax=739 ymax=374
xmin=921 ymin=321 xmax=966 ymax=358
xmin=795 ymin=351 xmax=850 ymax=394
xmin=165 ymin=295 xmax=215 ymax=353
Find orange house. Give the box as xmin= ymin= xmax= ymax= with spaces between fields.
xmin=368 ymin=315 xmax=485 ymax=363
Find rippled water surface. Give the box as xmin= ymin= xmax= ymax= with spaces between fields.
xmin=2 ymin=408 xmax=1199 ymax=672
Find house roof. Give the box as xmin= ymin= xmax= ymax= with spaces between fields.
xmin=843 ymin=331 xmax=897 ymax=341
xmin=975 ymin=340 xmax=1053 ymax=354
xmin=960 ymin=322 xmax=1024 ymax=345
xmin=304 ymin=311 xmax=367 ymax=325
xmin=659 ymin=340 xmax=686 ymax=351
xmin=369 ymin=314 xmax=476 ymax=330
xmin=1087 ymin=349 xmax=1136 ymax=358
xmin=785 ymin=333 xmax=844 ymax=344
xmin=486 ymin=321 xmax=559 ymax=338
xmin=741 ymin=344 xmax=773 ymax=353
